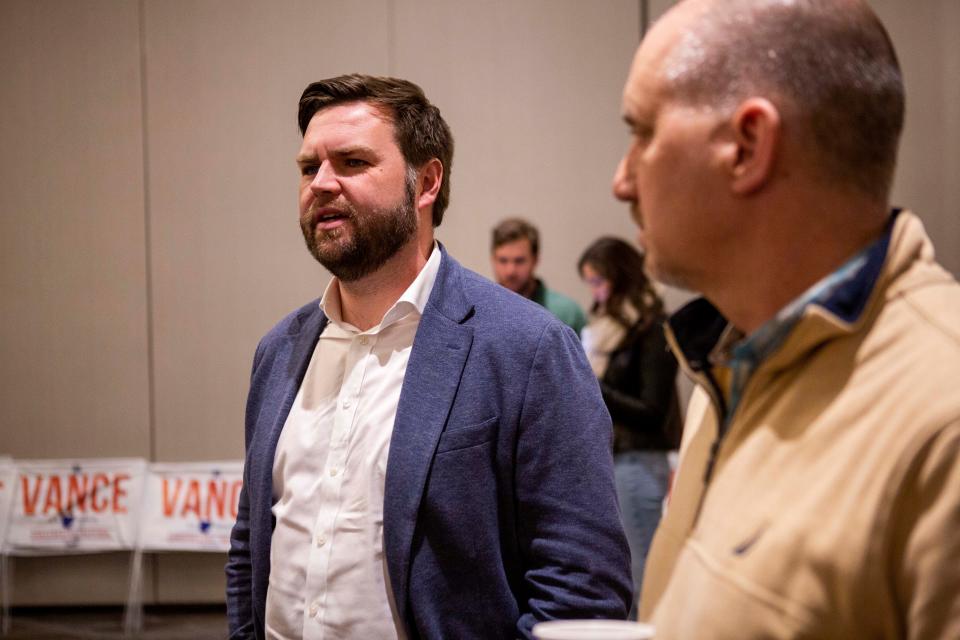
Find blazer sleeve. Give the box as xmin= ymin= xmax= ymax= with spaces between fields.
xmin=513 ymin=322 xmax=633 ymax=636
xmin=226 ymin=483 xmax=255 ymax=639
xmin=225 ymin=339 xmax=267 ymax=640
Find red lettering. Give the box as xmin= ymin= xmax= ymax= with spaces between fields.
xmin=43 ymin=476 xmax=63 ymax=514
xmin=162 ymin=478 xmax=183 ymax=517
xmin=230 ymin=480 xmax=242 ymax=519
xmin=68 ymin=474 xmax=89 ymax=513
xmin=113 ymin=473 xmax=129 ymax=513
xmin=21 ymin=475 xmax=42 ymax=516
xmin=180 ymin=479 xmax=201 ymax=518
xmin=206 ymin=480 xmax=227 ymax=520
xmin=91 ymin=473 xmax=110 ymax=512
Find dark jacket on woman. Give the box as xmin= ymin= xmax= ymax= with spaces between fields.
xmin=600 ymin=314 xmax=682 ymax=453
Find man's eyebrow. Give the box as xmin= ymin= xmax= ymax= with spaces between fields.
xmin=295 ymin=146 xmax=376 ymax=165
xmin=332 ymin=145 xmax=376 ymax=158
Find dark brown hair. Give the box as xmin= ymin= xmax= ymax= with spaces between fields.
xmin=578 ymin=237 xmax=663 ymax=330
xmin=491 ymin=218 xmax=540 ymax=257
xmin=298 ymin=74 xmax=454 ymax=226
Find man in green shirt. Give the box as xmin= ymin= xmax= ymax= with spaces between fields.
xmin=491 ymin=218 xmax=587 ymax=335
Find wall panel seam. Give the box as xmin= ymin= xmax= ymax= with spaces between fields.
xmin=138 ymin=0 xmax=161 ymax=605
xmin=137 ymin=0 xmax=157 ymax=465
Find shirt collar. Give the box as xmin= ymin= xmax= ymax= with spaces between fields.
xmin=319 ymin=242 xmax=442 ymax=334
xmin=530 ymin=278 xmax=546 ymax=304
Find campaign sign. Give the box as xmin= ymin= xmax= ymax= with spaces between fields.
xmin=0 ymin=457 xmax=15 ymax=551
xmin=138 ymin=461 xmax=243 ymax=552
xmin=5 ymin=458 xmax=146 ymax=553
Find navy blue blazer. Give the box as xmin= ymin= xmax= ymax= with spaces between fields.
xmin=226 ymin=248 xmax=632 ymax=639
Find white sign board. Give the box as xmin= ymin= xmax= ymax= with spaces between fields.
xmin=5 ymin=458 xmax=146 ymax=553
xmin=138 ymin=461 xmax=243 ymax=552
xmin=0 ymin=457 xmax=15 ymax=551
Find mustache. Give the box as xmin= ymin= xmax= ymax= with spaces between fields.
xmin=306 ymin=200 xmax=354 ymax=225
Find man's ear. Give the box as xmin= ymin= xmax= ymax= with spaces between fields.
xmin=416 ymin=158 xmax=443 ymax=212
xmin=723 ymin=97 xmax=781 ymax=195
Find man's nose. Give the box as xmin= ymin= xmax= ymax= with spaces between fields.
xmin=612 ymin=155 xmax=635 ymax=202
xmin=310 ymin=163 xmax=340 ymax=197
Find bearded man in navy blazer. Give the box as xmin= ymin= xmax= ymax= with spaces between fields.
xmin=225 ymin=74 xmax=631 ymax=640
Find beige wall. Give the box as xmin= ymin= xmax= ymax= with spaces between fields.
xmin=871 ymin=0 xmax=960 ymax=276
xmin=0 ymin=0 xmax=155 ymax=605
xmin=1 ymin=0 xmax=957 ymax=605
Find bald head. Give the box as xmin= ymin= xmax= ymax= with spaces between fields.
xmin=654 ymin=0 xmax=904 ymax=203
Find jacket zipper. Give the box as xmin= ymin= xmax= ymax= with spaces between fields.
xmin=664 ymin=324 xmax=729 ymax=521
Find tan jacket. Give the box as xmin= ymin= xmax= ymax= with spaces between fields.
xmin=641 ymin=211 xmax=960 ymax=639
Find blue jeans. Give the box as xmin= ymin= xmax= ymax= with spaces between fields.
xmin=614 ymin=449 xmax=670 ymax=619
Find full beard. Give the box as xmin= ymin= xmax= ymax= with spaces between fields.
xmin=301 ymin=176 xmax=418 ymax=282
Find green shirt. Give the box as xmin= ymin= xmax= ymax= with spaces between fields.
xmin=531 ymin=279 xmax=587 ymax=336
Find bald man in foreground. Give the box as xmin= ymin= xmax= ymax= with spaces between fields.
xmin=613 ymin=0 xmax=960 ymax=637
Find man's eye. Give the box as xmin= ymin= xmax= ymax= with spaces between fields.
xmin=344 ymin=158 xmax=368 ymax=168
xmin=301 ymin=165 xmax=318 ymax=176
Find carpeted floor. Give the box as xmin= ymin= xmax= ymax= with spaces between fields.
xmin=2 ymin=604 xmax=227 ymax=639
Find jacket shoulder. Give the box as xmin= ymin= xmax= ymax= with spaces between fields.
xmin=259 ymin=299 xmax=323 ymax=345
xmin=896 ymin=270 xmax=960 ymax=352
xmin=458 ymin=266 xmax=571 ymax=339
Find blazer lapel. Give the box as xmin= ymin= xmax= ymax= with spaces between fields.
xmin=270 ymin=308 xmax=327 ymax=444
xmin=383 ymin=249 xmax=474 ymax=627
xmin=251 ymin=306 xmax=327 ymax=516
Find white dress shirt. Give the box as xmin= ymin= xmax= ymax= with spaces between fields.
xmin=265 ymin=245 xmax=441 ymax=640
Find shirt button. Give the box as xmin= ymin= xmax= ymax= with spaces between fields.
xmin=342 ymin=397 xmax=351 ymax=409
xmin=309 ymin=601 xmax=320 ymax=617
xmin=315 ymin=534 xmax=326 ymax=547
xmin=359 ymin=336 xmax=369 ymax=345
xmin=330 ymin=467 xmax=338 ymax=477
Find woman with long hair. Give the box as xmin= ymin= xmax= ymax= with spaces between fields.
xmin=578 ymin=236 xmax=681 ymax=616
